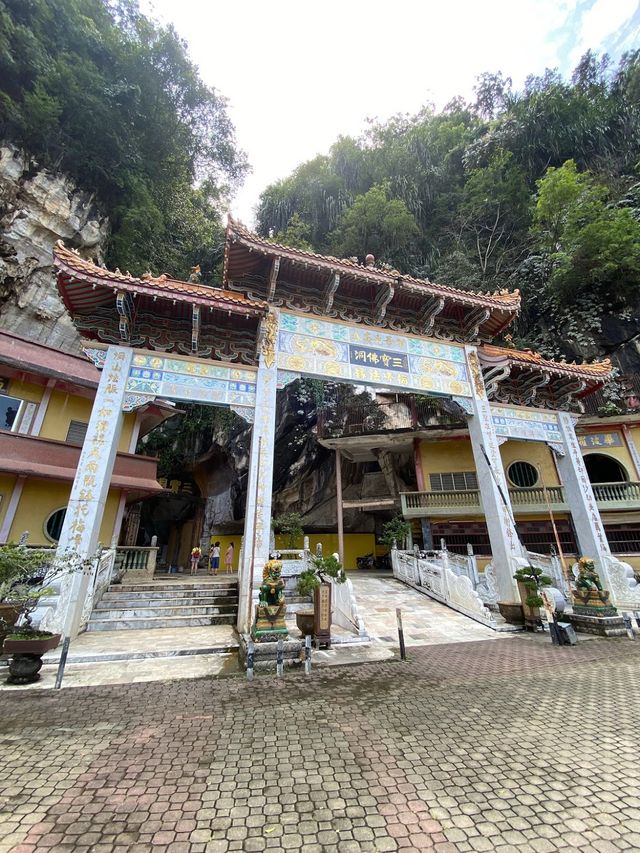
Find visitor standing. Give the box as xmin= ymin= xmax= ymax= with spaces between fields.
xmin=190 ymin=546 xmax=202 ymax=576
xmin=210 ymin=541 xmax=221 ymax=575
xmin=225 ymin=542 xmax=234 ymax=574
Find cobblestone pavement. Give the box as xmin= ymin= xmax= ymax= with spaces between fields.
xmin=2 ymin=635 xmax=640 ymax=852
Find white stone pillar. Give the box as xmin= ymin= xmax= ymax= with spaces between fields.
xmin=555 ymin=411 xmax=612 ymax=573
xmin=237 ymin=313 xmax=278 ymax=634
xmin=43 ymin=346 xmax=134 ymax=637
xmin=465 ymin=347 xmax=523 ymax=603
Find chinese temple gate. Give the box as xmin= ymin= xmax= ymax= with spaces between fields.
xmin=45 ymin=217 xmax=640 ymax=637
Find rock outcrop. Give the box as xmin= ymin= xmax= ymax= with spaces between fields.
xmin=0 ymin=146 xmax=109 ymax=351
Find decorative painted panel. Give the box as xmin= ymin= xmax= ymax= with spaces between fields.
xmin=578 ymin=432 xmax=622 ymax=449
xmin=126 ymin=353 xmax=257 ymax=407
xmin=490 ymin=404 xmax=562 ymax=444
xmin=277 ymin=312 xmax=471 ymax=397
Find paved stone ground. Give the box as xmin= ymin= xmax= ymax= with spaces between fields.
xmin=2 ymin=634 xmax=640 ymax=852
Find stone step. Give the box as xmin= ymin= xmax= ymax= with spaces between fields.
xmin=86 ymin=614 xmax=236 ymax=631
xmin=110 ymin=582 xmax=237 ymax=594
xmin=92 ymin=604 xmax=237 ymax=619
xmin=99 ymin=591 xmax=238 ymax=604
xmin=97 ymin=596 xmax=238 ymax=610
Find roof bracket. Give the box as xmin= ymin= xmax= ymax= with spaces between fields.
xmin=322 ymin=272 xmax=340 ymax=313
xmin=191 ymin=304 xmax=200 ymax=353
xmin=267 ymin=256 xmax=281 ymax=302
xmin=463 ymin=307 xmax=491 ymax=341
xmin=374 ymin=282 xmax=395 ymax=325
xmin=416 ymin=295 xmax=445 ymax=335
xmin=116 ymin=290 xmax=134 ymax=343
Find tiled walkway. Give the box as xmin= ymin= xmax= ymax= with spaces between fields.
xmin=1 ymin=635 xmax=639 ymax=851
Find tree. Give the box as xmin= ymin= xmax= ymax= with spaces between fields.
xmin=330 ymin=184 xmax=420 ymax=265
xmin=0 ymin=0 xmax=247 ymax=278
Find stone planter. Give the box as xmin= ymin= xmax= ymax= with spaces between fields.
xmin=497 ymin=601 xmax=524 ymax=625
xmin=296 ymin=610 xmax=314 ymax=637
xmin=3 ymin=632 xmax=61 ymax=685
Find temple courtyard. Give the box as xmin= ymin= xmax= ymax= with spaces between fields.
xmin=2 ymin=634 xmax=639 ymax=852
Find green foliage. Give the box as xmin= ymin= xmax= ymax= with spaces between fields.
xmin=269 ymin=213 xmax=313 ymax=250
xmin=330 ymin=183 xmax=420 ymax=266
xmin=272 ymin=512 xmax=304 ymax=549
xmin=513 ymin=565 xmax=552 ymax=609
xmin=297 ymin=553 xmax=346 ymax=597
xmin=380 ymin=516 xmax=412 ymax=550
xmin=138 ymin=404 xmax=224 ymax=478
xmin=257 ymin=50 xmax=640 ymax=358
xmin=0 ymin=0 xmax=247 ymax=278
xmin=0 ymin=544 xmax=53 ymax=602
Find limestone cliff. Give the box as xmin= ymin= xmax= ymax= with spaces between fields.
xmin=0 ymin=145 xmax=109 ymax=351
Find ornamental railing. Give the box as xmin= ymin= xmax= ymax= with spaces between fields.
xmin=114 ymin=541 xmax=158 ymax=583
xmin=401 ymin=482 xmax=640 ymax=517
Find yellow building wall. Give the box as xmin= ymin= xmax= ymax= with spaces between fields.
xmin=7 ymin=480 xmax=121 ymax=546
xmin=419 ymin=439 xmax=475 ymax=484
xmin=625 ymin=427 xmax=640 ymax=477
xmin=208 ymin=532 xmax=377 ymax=572
xmin=38 ymin=390 xmax=135 ymax=451
xmin=499 ymin=440 xmax=560 ymax=486
xmin=6 ymin=379 xmax=43 ymax=405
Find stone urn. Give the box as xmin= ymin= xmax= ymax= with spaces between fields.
xmin=296 ymin=610 xmax=314 ymax=637
xmin=3 ymin=633 xmax=61 ymax=684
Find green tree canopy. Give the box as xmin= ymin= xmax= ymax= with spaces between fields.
xmin=0 ymin=0 xmax=248 ymax=278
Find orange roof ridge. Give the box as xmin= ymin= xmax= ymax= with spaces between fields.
xmin=225 ymin=217 xmax=521 ymax=310
xmin=479 ymin=343 xmax=614 ymax=378
xmin=53 ymin=241 xmax=268 ymax=310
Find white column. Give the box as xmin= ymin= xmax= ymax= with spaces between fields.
xmin=43 ymin=346 xmax=134 ymax=637
xmin=555 ymin=412 xmax=612 ymax=571
xmin=465 ymin=347 xmax=523 ymax=603
xmin=0 ymin=475 xmax=26 ymax=543
xmin=30 ymin=378 xmax=56 ymax=436
xmin=237 ymin=314 xmax=278 ymax=634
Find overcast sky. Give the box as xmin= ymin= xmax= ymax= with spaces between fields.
xmin=142 ymin=0 xmax=639 ymax=225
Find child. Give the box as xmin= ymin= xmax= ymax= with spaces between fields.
xmin=224 ymin=542 xmax=234 ymax=574
xmin=210 ymin=541 xmax=221 ymax=575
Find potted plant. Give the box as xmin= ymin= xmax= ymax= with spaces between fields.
xmin=380 ymin=516 xmax=412 ymax=553
xmin=296 ymin=553 xmax=346 ymax=644
xmin=272 ymin=513 xmax=304 ymax=550
xmin=513 ymin=565 xmax=552 ymax=631
xmin=0 ymin=543 xmax=64 ymax=684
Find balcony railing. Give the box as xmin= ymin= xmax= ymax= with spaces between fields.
xmin=401 ymin=482 xmax=640 ymax=517
xmin=317 ymin=395 xmax=467 ymax=440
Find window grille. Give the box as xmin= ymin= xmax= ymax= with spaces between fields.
xmin=66 ymin=420 xmax=88 ymax=445
xmin=429 ymin=471 xmax=478 ymax=491
xmin=507 ymin=461 xmax=539 ymax=488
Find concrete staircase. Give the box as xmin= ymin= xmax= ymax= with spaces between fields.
xmin=87 ymin=579 xmax=238 ymax=632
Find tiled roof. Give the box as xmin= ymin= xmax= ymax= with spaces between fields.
xmin=54 ymin=242 xmax=268 ymax=311
xmin=224 ymin=217 xmax=521 ymax=310
xmin=479 ymin=344 xmax=614 ymax=379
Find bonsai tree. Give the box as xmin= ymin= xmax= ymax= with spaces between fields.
xmin=380 ymin=515 xmax=412 ymax=551
xmin=513 ymin=565 xmax=552 ymax=609
xmin=297 ymin=553 xmax=347 ymax=597
xmin=272 ymin=512 xmax=304 ymax=549
xmin=0 ymin=543 xmax=57 ymax=638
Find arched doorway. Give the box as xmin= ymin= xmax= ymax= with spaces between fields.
xmin=583 ymin=453 xmax=628 ymax=484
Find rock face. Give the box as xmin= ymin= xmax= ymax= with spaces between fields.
xmin=0 ymin=146 xmax=109 ymax=351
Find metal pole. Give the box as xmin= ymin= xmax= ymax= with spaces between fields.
xmin=246 ymin=639 xmax=255 ymax=681
xmin=396 ymin=608 xmax=406 ymax=661
xmin=54 ymin=636 xmax=71 ymax=689
xmin=335 ymin=448 xmax=345 ymax=566
xmin=542 ymin=481 xmax=572 ymax=589
xmin=304 ymin=635 xmax=311 ymax=675
xmin=276 ymin=638 xmax=284 ymax=677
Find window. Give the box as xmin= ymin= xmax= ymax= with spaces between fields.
xmin=66 ymin=420 xmax=88 ymax=445
xmin=430 ymin=471 xmax=478 ymax=491
xmin=45 ymin=507 xmax=67 ymax=543
xmin=583 ymin=453 xmax=628 ymax=484
xmin=0 ymin=393 xmax=23 ymax=432
xmin=507 ymin=461 xmax=539 ymax=488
